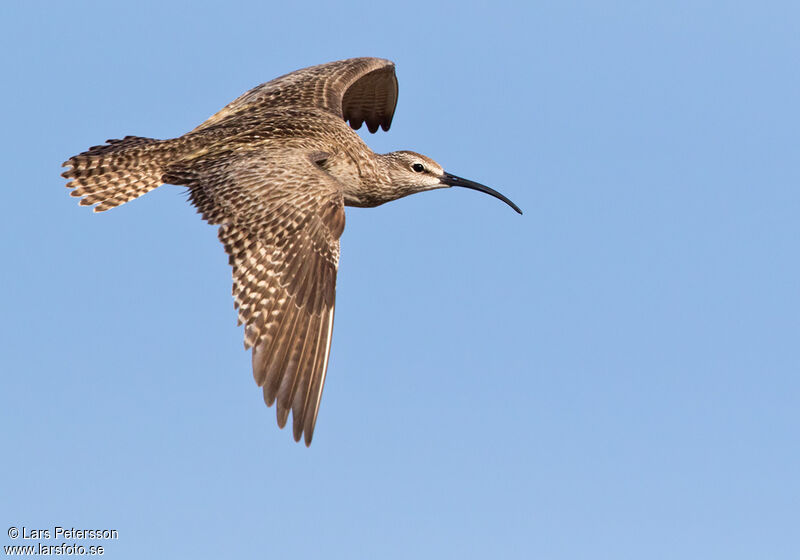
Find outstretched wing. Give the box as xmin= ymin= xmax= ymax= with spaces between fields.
xmin=195 ymin=57 xmax=398 ymax=134
xmin=164 ymin=150 xmax=345 ymax=446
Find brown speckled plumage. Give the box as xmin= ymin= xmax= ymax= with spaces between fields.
xmin=62 ymin=57 xmax=520 ymax=446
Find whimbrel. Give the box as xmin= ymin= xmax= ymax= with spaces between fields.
xmin=62 ymin=57 xmax=521 ymax=445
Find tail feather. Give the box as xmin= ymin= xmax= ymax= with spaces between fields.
xmin=62 ymin=135 xmax=169 ymax=212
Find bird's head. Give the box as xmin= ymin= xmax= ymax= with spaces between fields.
xmin=381 ymin=151 xmax=522 ymax=214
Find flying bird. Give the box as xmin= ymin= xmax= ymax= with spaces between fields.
xmin=62 ymin=57 xmax=521 ymax=445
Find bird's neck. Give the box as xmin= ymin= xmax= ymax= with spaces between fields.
xmin=340 ymin=153 xmax=397 ymax=208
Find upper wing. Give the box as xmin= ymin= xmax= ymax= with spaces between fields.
xmin=195 ymin=57 xmax=398 ymax=134
xmin=164 ymin=150 xmax=345 ymax=446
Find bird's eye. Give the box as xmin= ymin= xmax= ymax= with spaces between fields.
xmin=412 ymin=163 xmax=425 ymax=173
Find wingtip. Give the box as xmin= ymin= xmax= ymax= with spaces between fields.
xmin=277 ymin=405 xmax=290 ymax=429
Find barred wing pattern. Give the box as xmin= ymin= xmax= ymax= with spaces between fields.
xmin=194 ymin=57 xmax=398 ymax=134
xmin=164 ymin=151 xmax=345 ymax=445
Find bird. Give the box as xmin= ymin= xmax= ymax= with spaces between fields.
xmin=62 ymin=57 xmax=521 ymax=446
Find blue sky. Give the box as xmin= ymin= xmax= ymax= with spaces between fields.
xmin=2 ymin=1 xmax=799 ymax=558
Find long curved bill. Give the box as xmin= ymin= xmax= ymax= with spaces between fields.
xmin=440 ymin=172 xmax=523 ymax=215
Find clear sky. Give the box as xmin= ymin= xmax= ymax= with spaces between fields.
xmin=2 ymin=1 xmax=799 ymax=558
